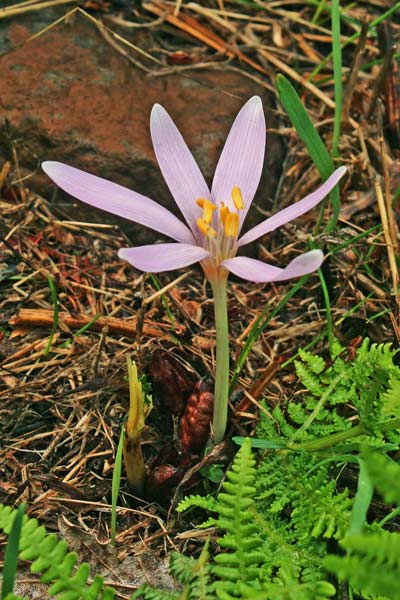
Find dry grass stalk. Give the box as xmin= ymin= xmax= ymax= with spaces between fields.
xmin=342 ymin=20 xmax=369 ymax=125
xmin=0 ymin=0 xmax=78 ymax=19
xmin=9 ymin=309 xmax=181 ymax=338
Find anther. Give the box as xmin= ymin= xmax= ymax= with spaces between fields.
xmin=220 ymin=202 xmax=229 ymax=226
xmin=196 ymin=198 xmax=217 ymax=224
xmin=224 ymin=213 xmax=239 ymax=238
xmin=232 ymin=187 xmax=245 ymax=211
xmin=197 ymin=218 xmax=217 ymax=238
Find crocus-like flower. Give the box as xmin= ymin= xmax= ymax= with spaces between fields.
xmin=42 ymin=96 xmax=346 ymax=445
xmin=42 ymin=97 xmax=346 ymax=285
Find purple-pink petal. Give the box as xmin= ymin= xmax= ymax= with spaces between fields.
xmin=238 ymin=166 xmax=347 ymax=248
xmin=118 ymin=243 xmax=210 ymax=273
xmin=42 ymin=161 xmax=195 ymax=245
xmin=211 ymin=96 xmax=266 ymax=228
xmin=150 ymin=104 xmax=211 ymax=238
xmin=222 ymin=249 xmax=323 ymax=283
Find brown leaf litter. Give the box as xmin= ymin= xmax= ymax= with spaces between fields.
xmin=0 ymin=0 xmax=399 ymax=594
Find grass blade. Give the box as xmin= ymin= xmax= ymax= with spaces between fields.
xmin=74 ymin=313 xmax=102 ymax=337
xmin=1 ymin=503 xmax=25 ymax=600
xmin=43 ymin=276 xmax=58 ymax=356
xmin=349 ymin=458 xmax=373 ymax=536
xmin=111 ymin=426 xmax=125 ymax=546
xmin=312 ymin=0 xmax=328 ymax=24
xmin=276 ymin=74 xmax=340 ymax=232
xmin=276 ymin=74 xmax=334 ymax=177
xmin=331 ymin=0 xmax=343 ymax=158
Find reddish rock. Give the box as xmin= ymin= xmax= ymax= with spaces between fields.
xmin=0 ymin=13 xmax=283 ymax=245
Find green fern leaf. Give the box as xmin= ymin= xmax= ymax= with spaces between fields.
xmin=381 ymin=375 xmax=400 ymax=418
xmin=169 ymin=552 xmax=195 ymax=585
xmin=212 ymin=439 xmax=266 ymax=598
xmin=295 ymin=359 xmax=325 ymax=397
xmin=325 ymin=449 xmax=400 ymax=600
xmin=324 ymin=531 xmax=400 ymax=600
xmin=134 ymin=543 xmax=212 ymax=600
xmin=186 ymin=540 xmax=212 ymax=600
xmin=363 ymin=450 xmax=400 ymax=507
xmin=239 ymin=565 xmax=336 ymax=599
xmin=0 ymin=504 xmax=116 ymax=600
xmin=256 ymin=451 xmax=351 ymax=542
xmin=176 ymin=494 xmax=218 ymax=516
xmin=131 ymin=584 xmax=180 ymax=600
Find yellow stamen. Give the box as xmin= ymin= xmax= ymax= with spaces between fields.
xmin=232 ymin=186 xmax=245 ymax=211
xmin=224 ymin=212 xmax=239 ymax=238
xmin=220 ymin=202 xmax=230 ymax=226
xmin=197 ymin=217 xmax=217 ymax=238
xmin=196 ymin=198 xmax=217 ymax=224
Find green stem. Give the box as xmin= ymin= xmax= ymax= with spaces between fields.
xmin=289 ymin=417 xmax=400 ymax=452
xmin=210 ymin=274 xmax=230 ymax=444
xmin=318 ymin=267 xmax=334 ymax=357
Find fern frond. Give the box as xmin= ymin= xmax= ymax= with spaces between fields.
xmin=363 ymin=450 xmax=400 ymax=508
xmin=288 ymin=337 xmax=400 ymax=443
xmin=325 ymin=448 xmax=400 ymax=600
xmin=131 ymin=585 xmax=180 ymax=600
xmin=169 ymin=552 xmax=195 ymax=586
xmin=324 ymin=530 xmax=400 ymax=599
xmin=298 ymin=349 xmax=326 ymax=374
xmin=357 ymin=340 xmax=399 ymax=370
xmin=381 ymin=375 xmax=400 ymax=418
xmin=0 ymin=504 xmax=116 ymax=600
xmin=176 ymin=494 xmax=218 ymax=526
xmin=256 ymin=451 xmax=351 ymax=541
xmin=257 ymin=405 xmax=297 ymax=443
xmin=133 ymin=543 xmax=212 ymax=600
xmin=176 ymin=494 xmax=217 ymax=514
xmin=343 ymin=530 xmax=400 ymax=570
xmin=293 ymin=483 xmax=351 ymax=540
xmin=353 ymin=366 xmax=387 ymax=436
xmin=212 ymin=439 xmax=265 ymax=598
xmin=294 ymin=352 xmax=326 ymax=396
xmin=185 ymin=541 xmax=212 ymax=600
xmin=239 ymin=565 xmax=336 ymax=600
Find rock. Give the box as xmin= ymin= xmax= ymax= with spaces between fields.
xmin=0 ymin=11 xmax=283 ymax=245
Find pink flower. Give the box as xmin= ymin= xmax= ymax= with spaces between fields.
xmin=42 ymin=97 xmax=346 ymax=283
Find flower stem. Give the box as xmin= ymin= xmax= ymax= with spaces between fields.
xmin=210 ymin=274 xmax=230 ymax=444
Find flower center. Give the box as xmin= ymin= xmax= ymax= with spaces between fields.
xmin=196 ymin=187 xmax=244 ymax=263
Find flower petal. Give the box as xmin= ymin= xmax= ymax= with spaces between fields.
xmin=118 ymin=243 xmax=210 ymax=273
xmin=238 ymin=166 xmax=346 ymax=247
xmin=222 ymin=249 xmax=323 ymax=283
xmin=211 ymin=96 xmax=266 ymax=227
xmin=150 ymin=104 xmax=211 ymax=236
xmin=42 ymin=161 xmax=195 ymax=244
